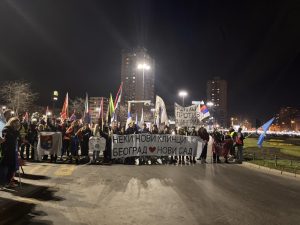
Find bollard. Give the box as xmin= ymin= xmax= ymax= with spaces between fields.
xmin=275 ymin=155 xmax=277 ymax=167
xmin=252 ymin=152 xmax=255 ymax=161
xmin=290 ymin=160 xmax=293 ymax=166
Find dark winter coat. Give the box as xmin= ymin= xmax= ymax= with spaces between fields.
xmin=1 ymin=126 xmax=18 ymax=170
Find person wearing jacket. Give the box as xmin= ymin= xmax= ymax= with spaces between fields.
xmin=0 ymin=117 xmax=20 ymax=188
xmin=197 ymin=127 xmax=210 ymax=164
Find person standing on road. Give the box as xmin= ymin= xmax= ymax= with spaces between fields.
xmin=235 ymin=127 xmax=245 ymax=164
xmin=197 ymin=127 xmax=210 ymax=164
xmin=1 ymin=117 xmax=20 ymax=188
xmin=76 ymin=123 xmax=92 ymax=159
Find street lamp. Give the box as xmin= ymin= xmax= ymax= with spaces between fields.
xmin=137 ymin=63 xmax=150 ymax=100
xmin=52 ymin=91 xmax=59 ymax=116
xmin=178 ymin=90 xmax=188 ymax=106
xmin=2 ymin=106 xmax=6 ymax=111
xmin=207 ymin=101 xmax=214 ymax=107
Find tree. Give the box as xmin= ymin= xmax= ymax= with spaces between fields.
xmin=0 ymin=80 xmax=38 ymax=115
xmin=69 ymin=97 xmax=85 ymax=118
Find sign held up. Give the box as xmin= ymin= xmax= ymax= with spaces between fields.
xmin=174 ymin=103 xmax=201 ymax=127
xmin=111 ymin=134 xmax=202 ymax=159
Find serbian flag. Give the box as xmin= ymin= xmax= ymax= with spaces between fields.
xmin=60 ymin=93 xmax=69 ymax=121
xmin=83 ymin=93 xmax=91 ymax=124
xmin=197 ymin=104 xmax=210 ymax=121
xmin=69 ymin=110 xmax=76 ymax=121
xmin=114 ymin=82 xmax=123 ymax=111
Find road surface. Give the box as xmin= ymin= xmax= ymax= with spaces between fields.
xmin=1 ymin=162 xmax=300 ymax=225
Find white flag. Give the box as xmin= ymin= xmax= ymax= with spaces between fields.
xmin=155 ymin=95 xmax=169 ymax=126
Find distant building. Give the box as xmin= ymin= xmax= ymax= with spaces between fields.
xmin=89 ymin=97 xmax=108 ymax=124
xmin=278 ymin=107 xmax=299 ymax=131
xmin=121 ymin=47 xmax=155 ymax=108
xmin=206 ymin=77 xmax=228 ymax=127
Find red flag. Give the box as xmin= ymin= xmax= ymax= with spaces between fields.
xmin=23 ymin=112 xmax=29 ymax=122
xmin=60 ymin=93 xmax=69 ymax=121
xmin=114 ymin=82 xmax=123 ymax=110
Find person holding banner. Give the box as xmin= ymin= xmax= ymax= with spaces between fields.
xmin=99 ymin=126 xmax=112 ymax=165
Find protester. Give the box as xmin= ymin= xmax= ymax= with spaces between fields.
xmin=0 ymin=117 xmax=20 ymax=188
xmin=235 ymin=127 xmax=245 ymax=163
xmin=212 ymin=129 xmax=222 ymax=163
xmin=197 ymin=127 xmax=210 ymax=164
xmin=223 ymin=132 xmax=233 ymax=163
xmin=229 ymin=128 xmax=237 ymax=160
xmin=19 ymin=121 xmax=30 ymax=160
xmin=60 ymin=120 xmax=70 ymax=160
xmin=99 ymin=125 xmax=112 ymax=165
xmin=66 ymin=120 xmax=80 ymax=164
xmin=76 ymin=123 xmax=92 ymax=158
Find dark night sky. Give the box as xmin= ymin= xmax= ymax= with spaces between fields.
xmin=0 ymin=0 xmax=299 ymax=122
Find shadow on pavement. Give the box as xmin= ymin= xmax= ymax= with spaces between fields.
xmin=17 ymin=172 xmax=50 ymax=180
xmin=1 ymin=182 xmax=64 ymax=202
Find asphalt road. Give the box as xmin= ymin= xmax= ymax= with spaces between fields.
xmin=1 ymin=162 xmax=300 ymax=225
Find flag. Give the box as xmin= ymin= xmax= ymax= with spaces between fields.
xmin=100 ymin=97 xmax=104 ymax=130
xmin=140 ymin=108 xmax=144 ymax=126
xmin=23 ymin=112 xmax=29 ymax=123
xmin=83 ymin=93 xmax=91 ymax=124
xmin=155 ymin=95 xmax=169 ymax=126
xmin=262 ymin=117 xmax=275 ymax=132
xmin=107 ymin=94 xmax=115 ymax=124
xmin=114 ymin=82 xmax=123 ymax=110
xmin=60 ymin=93 xmax=69 ymax=121
xmin=69 ymin=110 xmax=76 ymax=121
xmin=257 ymin=117 xmax=275 ymax=147
xmin=197 ymin=104 xmax=210 ymax=121
xmin=125 ymin=111 xmax=132 ymax=130
xmin=135 ymin=112 xmax=138 ymax=125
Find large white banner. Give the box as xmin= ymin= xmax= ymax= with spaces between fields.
xmin=37 ymin=132 xmax=62 ymax=160
xmin=112 ymin=134 xmax=202 ymax=159
xmin=175 ymin=103 xmax=201 ymax=127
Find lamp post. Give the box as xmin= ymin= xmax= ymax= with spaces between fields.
xmin=52 ymin=91 xmax=58 ymax=117
xmin=178 ymin=91 xmax=188 ymax=106
xmin=137 ymin=63 xmax=150 ymax=100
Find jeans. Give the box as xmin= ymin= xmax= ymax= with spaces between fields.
xmin=236 ymin=145 xmax=243 ymax=163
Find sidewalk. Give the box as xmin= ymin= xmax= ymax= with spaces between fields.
xmin=241 ymin=161 xmax=300 ymax=180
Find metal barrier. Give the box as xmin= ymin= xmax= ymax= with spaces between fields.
xmin=244 ymin=152 xmax=300 ymax=177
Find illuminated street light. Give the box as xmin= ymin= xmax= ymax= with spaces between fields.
xmin=178 ymin=90 xmax=188 ymax=106
xmin=137 ymin=63 xmax=150 ymax=70
xmin=11 ymin=111 xmax=15 ymax=115
xmin=47 ymin=111 xmax=52 ymax=116
xmin=207 ymin=101 xmax=214 ymax=107
xmin=137 ymin=63 xmax=151 ymax=101
xmin=52 ymin=91 xmax=59 ymax=117
xmin=2 ymin=106 xmax=6 ymax=111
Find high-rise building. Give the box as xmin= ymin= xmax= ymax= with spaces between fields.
xmin=277 ymin=106 xmax=299 ymax=131
xmin=207 ymin=77 xmax=228 ymax=127
xmin=89 ymin=97 xmax=108 ymax=124
xmin=121 ymin=47 xmax=155 ymax=106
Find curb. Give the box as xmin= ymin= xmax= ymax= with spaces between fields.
xmin=241 ymin=161 xmax=300 ymax=180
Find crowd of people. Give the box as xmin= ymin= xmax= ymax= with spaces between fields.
xmin=0 ymin=109 xmax=245 ymax=189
